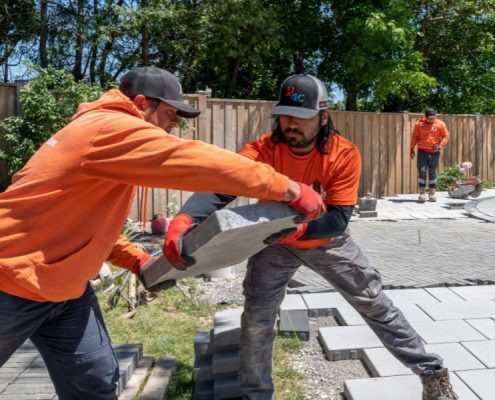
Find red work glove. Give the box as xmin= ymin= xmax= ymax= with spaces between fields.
xmin=285 ymin=183 xmax=326 ymax=223
xmin=163 ymin=214 xmax=197 ymax=270
xmin=264 ymin=223 xmax=308 ymax=245
xmin=410 ymin=148 xmax=415 ymax=159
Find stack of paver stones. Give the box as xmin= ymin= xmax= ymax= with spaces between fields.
xmin=193 ymin=308 xmax=244 ymax=400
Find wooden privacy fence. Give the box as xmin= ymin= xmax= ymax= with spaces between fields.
xmin=129 ymin=95 xmax=495 ymax=220
xmin=0 ymin=84 xmax=493 ymax=221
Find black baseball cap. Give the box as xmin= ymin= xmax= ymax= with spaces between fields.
xmin=272 ymin=74 xmax=328 ymax=119
xmin=425 ymin=108 xmax=436 ymax=117
xmin=119 ymin=67 xmax=200 ymax=118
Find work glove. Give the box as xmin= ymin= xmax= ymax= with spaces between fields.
xmin=132 ymin=253 xmax=177 ymax=292
xmin=410 ymin=148 xmax=415 ymax=159
xmin=285 ymin=183 xmax=326 ymax=223
xmin=163 ymin=214 xmax=197 ymax=270
xmin=264 ymin=223 xmax=308 ymax=245
xmin=432 ymin=144 xmax=441 ymax=152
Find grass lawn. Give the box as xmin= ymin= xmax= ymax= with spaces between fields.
xmin=97 ymin=278 xmax=304 ymax=399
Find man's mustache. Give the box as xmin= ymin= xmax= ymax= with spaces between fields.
xmin=283 ymin=128 xmax=304 ymax=136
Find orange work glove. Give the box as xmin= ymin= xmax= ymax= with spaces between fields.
xmin=163 ymin=214 xmax=196 ymax=270
xmin=410 ymin=148 xmax=416 ymax=159
xmin=263 ymin=223 xmax=308 ymax=245
xmin=285 ymin=183 xmax=326 ymax=223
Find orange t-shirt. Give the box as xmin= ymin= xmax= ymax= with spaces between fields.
xmin=239 ymin=132 xmax=362 ymax=248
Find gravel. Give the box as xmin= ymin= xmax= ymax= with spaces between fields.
xmin=195 ymin=272 xmax=370 ymax=400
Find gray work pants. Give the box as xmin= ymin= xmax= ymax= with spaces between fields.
xmin=417 ymin=149 xmax=441 ymax=188
xmin=240 ymin=230 xmax=443 ymax=400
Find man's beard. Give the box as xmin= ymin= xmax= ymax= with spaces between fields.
xmin=283 ymin=127 xmax=319 ymax=148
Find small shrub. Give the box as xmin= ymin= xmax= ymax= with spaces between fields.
xmin=0 ymin=67 xmax=102 ymax=190
xmin=436 ymin=165 xmax=466 ymax=191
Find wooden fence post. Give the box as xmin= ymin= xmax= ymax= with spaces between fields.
xmin=195 ymin=89 xmax=211 ymax=143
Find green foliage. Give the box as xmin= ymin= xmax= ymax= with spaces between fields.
xmin=0 ymin=68 xmax=102 ymax=190
xmin=436 ymin=165 xmax=466 ymax=191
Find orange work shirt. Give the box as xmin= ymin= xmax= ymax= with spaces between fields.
xmin=239 ymin=132 xmax=362 ymax=249
xmin=411 ymin=116 xmax=449 ymax=153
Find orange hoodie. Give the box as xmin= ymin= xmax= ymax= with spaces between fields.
xmin=410 ymin=116 xmax=449 ymax=153
xmin=0 ymin=89 xmax=289 ymax=302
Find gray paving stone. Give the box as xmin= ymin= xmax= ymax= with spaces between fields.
xmin=194 ymin=379 xmax=214 ymax=400
xmin=409 ymin=320 xmax=486 ymax=343
xmin=417 ymin=299 xmax=495 ymax=320
xmin=193 ymin=355 xmax=213 ymax=382
xmin=395 ymin=303 xmax=433 ymax=322
xmin=214 ymin=376 xmax=241 ymax=400
xmin=119 ymin=356 xmax=154 ymax=400
xmin=466 ymin=318 xmax=495 ymax=339
xmin=425 ymin=287 xmax=466 ymax=302
xmin=302 ymin=292 xmax=365 ymax=325
xmin=383 ymin=288 xmax=439 ymax=304
xmin=140 ymin=356 xmax=176 ymax=400
xmin=141 ymin=202 xmax=297 ymax=288
xmin=278 ymin=310 xmax=310 ymax=341
xmin=213 ymin=309 xmax=242 ymax=351
xmin=451 ymin=285 xmax=495 ymax=301
xmin=456 ymin=369 xmax=495 ymax=400
xmin=343 ymin=373 xmax=479 ymax=400
xmin=318 ymin=325 xmax=383 ymax=361
xmin=363 ymin=343 xmax=486 ymax=377
xmin=461 ymin=340 xmax=495 ymax=368
xmin=194 ymin=330 xmax=214 ymax=356
xmin=280 ymin=294 xmax=307 ymax=310
xmin=212 ymin=351 xmax=239 ymax=377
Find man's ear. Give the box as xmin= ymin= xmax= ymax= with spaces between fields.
xmin=132 ymin=94 xmax=147 ymax=111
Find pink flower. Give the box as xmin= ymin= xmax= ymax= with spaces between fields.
xmin=461 ymin=161 xmax=472 ymax=170
xmin=459 ymin=167 xmax=466 ymax=173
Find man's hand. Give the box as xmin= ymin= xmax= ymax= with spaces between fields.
xmin=410 ymin=148 xmax=415 ymax=159
xmin=132 ymin=255 xmax=177 ymax=292
xmin=433 ymin=144 xmax=441 ymax=152
xmin=264 ymin=223 xmax=307 ymax=245
xmin=163 ymin=214 xmax=196 ymax=270
xmin=285 ymin=182 xmax=326 ymax=223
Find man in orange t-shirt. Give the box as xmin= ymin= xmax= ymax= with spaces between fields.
xmin=0 ymin=67 xmax=325 ymax=400
xmin=164 ymin=75 xmax=458 ymax=400
xmin=410 ymin=108 xmax=450 ymax=202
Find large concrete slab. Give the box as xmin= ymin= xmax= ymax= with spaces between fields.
xmin=141 ymin=202 xmax=297 ymax=288
xmin=465 ymin=196 xmax=495 ymax=223
xmin=456 ymin=369 xmax=495 ymax=400
xmin=363 ymin=343 xmax=486 ymax=377
xmin=417 ymin=299 xmax=495 ymax=320
xmin=318 ymin=325 xmax=383 ymax=361
xmin=343 ymin=373 xmax=479 ymax=400
xmin=410 ymin=320 xmax=486 ymax=344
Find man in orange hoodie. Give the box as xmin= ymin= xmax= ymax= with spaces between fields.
xmin=0 ymin=67 xmax=325 ymax=400
xmin=410 ymin=108 xmax=450 ymax=202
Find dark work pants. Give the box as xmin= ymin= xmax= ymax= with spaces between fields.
xmin=0 ymin=285 xmax=119 ymax=400
xmin=240 ymin=230 xmax=443 ymax=400
xmin=417 ymin=149 xmax=441 ymax=188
